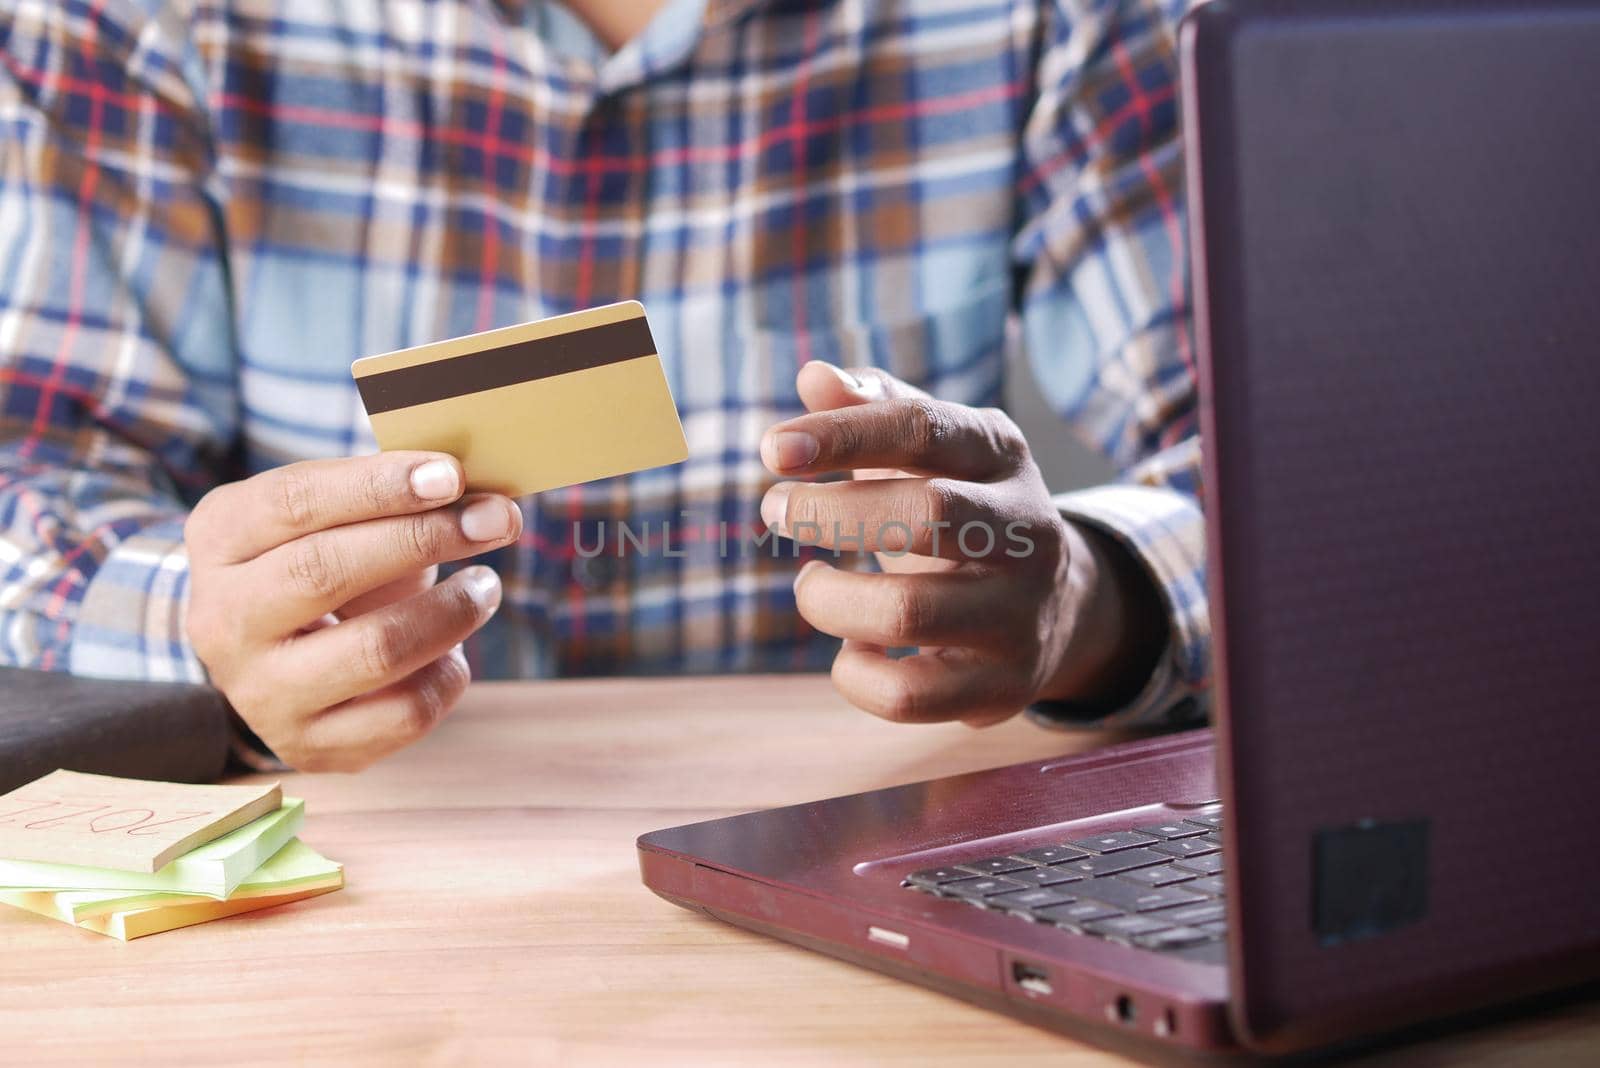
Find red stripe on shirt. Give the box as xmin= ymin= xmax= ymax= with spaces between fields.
xmin=32 ymin=0 xmax=113 ymax=667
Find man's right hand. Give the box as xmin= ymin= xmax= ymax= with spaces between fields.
xmin=184 ymin=453 xmax=521 ymax=771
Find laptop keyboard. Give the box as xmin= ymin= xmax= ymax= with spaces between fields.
xmin=901 ymin=808 xmax=1227 ymax=958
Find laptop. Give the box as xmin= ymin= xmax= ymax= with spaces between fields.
xmin=638 ymin=0 xmax=1600 ymax=1054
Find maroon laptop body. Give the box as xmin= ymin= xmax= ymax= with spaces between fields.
xmin=1184 ymin=0 xmax=1600 ymax=1051
xmin=641 ymin=0 xmax=1600 ymax=1054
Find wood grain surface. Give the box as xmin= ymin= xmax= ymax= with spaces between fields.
xmin=3 ymin=675 xmax=1594 ymax=1066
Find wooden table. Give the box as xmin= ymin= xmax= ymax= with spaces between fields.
xmin=4 ymin=676 xmax=1596 ymax=1065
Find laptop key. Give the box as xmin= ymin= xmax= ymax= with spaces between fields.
xmin=957 ymin=856 xmax=1035 ymax=875
xmin=1074 ymin=879 xmax=1208 ymax=913
xmin=1132 ymin=926 xmax=1215 ymax=952
xmin=1082 ymin=914 xmax=1174 ymax=941
xmin=906 ymin=866 xmax=975 ymax=888
xmin=1182 ymin=812 xmax=1224 ymax=832
xmin=1118 ymin=864 xmax=1194 ymax=887
xmin=1174 ymin=940 xmax=1228 ymax=966
xmin=1034 ymin=900 xmax=1122 ymax=927
xmin=1133 ymin=821 xmax=1209 ymax=840
xmin=1199 ymin=920 xmax=1229 ymax=934
xmin=1066 ymin=830 xmax=1161 ymax=854
xmin=1055 ymin=848 xmax=1169 ymax=877
xmin=1149 ymin=838 xmax=1219 ymax=860
xmin=941 ymin=876 xmax=1029 ymax=897
xmin=1012 ymin=845 xmax=1090 ymax=865
xmin=1152 ymin=902 xmax=1226 ymax=926
xmin=1002 ymin=866 xmax=1082 ymax=887
xmin=988 ymin=887 xmax=1077 ymax=912
xmin=1185 ymin=876 xmax=1227 ymax=896
xmin=1172 ymin=853 xmax=1224 ymax=876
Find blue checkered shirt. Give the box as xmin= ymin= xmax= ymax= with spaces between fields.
xmin=0 ymin=0 xmax=1207 ymax=726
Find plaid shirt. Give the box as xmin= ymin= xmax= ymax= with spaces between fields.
xmin=0 ymin=0 xmax=1206 ymax=726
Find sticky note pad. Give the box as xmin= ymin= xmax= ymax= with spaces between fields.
xmin=0 ymin=798 xmax=305 ymax=899
xmin=0 ymin=771 xmax=282 ymax=874
xmin=351 ymin=301 xmax=689 ymax=497
xmin=16 ymin=837 xmax=343 ymax=922
xmin=13 ymin=880 xmax=340 ymax=941
xmin=0 ymin=838 xmax=345 ymax=939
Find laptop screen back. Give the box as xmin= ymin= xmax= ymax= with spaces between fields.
xmin=1183 ymin=0 xmax=1600 ymax=1051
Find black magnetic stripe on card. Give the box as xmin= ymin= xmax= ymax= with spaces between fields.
xmin=355 ymin=315 xmax=658 ymax=415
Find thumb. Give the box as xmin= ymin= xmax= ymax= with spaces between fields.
xmin=795 ymin=361 xmax=928 ymax=414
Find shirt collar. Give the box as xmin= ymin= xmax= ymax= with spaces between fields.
xmin=496 ymin=0 xmax=769 ymax=90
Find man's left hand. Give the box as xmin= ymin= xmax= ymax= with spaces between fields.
xmin=761 ymin=362 xmax=1158 ymax=727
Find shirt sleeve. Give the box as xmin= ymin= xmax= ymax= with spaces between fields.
xmin=1012 ymin=0 xmax=1209 ymax=727
xmin=0 ymin=2 xmax=234 ymax=682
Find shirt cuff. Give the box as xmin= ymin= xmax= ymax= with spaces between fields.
xmin=1029 ymin=483 xmax=1211 ymax=728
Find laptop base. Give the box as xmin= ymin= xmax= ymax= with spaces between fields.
xmin=639 ymin=731 xmax=1235 ymax=1052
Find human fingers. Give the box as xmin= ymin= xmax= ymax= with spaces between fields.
xmin=234 ymin=495 xmax=518 ymax=638
xmin=761 ymin=396 xmax=1028 ymax=481
xmin=761 ymin=476 xmax=1043 ymax=561
xmin=284 ymin=646 xmax=474 ymax=772
xmin=335 ymin=565 xmax=440 ymax=619
xmin=829 ymin=640 xmax=1031 ymax=726
xmin=792 ymin=560 xmax=1019 ymax=649
xmin=185 ymin=452 xmax=467 ymax=565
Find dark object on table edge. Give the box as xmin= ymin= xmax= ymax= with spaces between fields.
xmin=0 ymin=666 xmax=229 ymax=793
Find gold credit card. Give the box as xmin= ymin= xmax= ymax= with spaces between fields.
xmin=351 ymin=301 xmax=688 ymax=497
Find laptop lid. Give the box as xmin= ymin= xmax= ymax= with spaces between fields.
xmin=1182 ymin=0 xmax=1600 ymax=1052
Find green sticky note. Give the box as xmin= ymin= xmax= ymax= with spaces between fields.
xmin=39 ymin=838 xmax=343 ymax=922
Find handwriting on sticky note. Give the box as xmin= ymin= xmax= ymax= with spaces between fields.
xmin=0 ymin=771 xmax=281 ymax=874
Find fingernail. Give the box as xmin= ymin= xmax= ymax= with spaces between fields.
xmin=460 ymin=566 xmax=502 ymax=612
xmin=761 ymin=483 xmax=791 ymax=534
xmin=460 ymin=498 xmax=513 ymax=542
xmin=835 ymin=364 xmax=884 ymax=399
xmin=765 ymin=430 xmax=819 ymax=471
xmin=794 ymin=558 xmax=826 ymax=589
xmin=410 ymin=459 xmax=460 ymax=501
xmin=818 ymin=361 xmax=864 ymax=393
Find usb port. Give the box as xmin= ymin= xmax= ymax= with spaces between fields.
xmin=1011 ymin=961 xmax=1053 ymax=996
xmin=867 ymin=926 xmax=910 ymax=949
